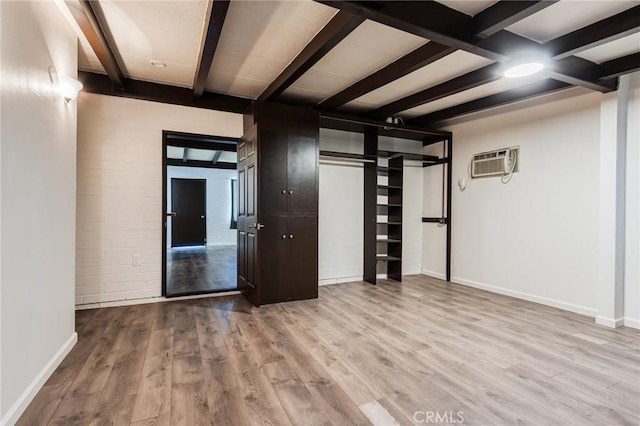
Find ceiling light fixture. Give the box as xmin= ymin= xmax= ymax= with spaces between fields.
xmin=504 ymin=61 xmax=545 ymax=78
xmin=150 ymin=60 xmax=166 ymax=68
xmin=49 ymin=67 xmax=83 ymax=102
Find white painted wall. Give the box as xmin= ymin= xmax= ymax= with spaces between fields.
xmin=166 ymin=166 xmax=237 ymax=248
xmin=624 ymin=72 xmax=640 ymax=327
xmin=1 ymin=1 xmax=78 ymax=423
xmin=423 ymin=92 xmax=603 ymax=316
xmin=76 ymin=93 xmax=242 ymax=307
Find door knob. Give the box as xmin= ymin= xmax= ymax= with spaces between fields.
xmin=166 ymin=212 xmax=176 ymax=217
xmin=201 ymin=216 xmax=205 ymax=219
xmin=250 ymin=223 xmax=265 ymax=230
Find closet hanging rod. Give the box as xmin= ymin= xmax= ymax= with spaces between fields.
xmin=319 ymin=113 xmax=448 ymax=138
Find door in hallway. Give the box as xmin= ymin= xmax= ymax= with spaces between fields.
xmin=171 ymin=178 xmax=206 ymax=247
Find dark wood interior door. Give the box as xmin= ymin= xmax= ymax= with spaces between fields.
xmin=171 ymin=178 xmax=206 ymax=247
xmin=237 ymin=125 xmax=260 ymax=305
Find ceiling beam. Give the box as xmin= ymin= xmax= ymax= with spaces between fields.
xmin=80 ymin=71 xmax=251 ymax=114
xmin=316 ymin=0 xmax=554 ymax=111
xmin=64 ymin=0 xmax=125 ymax=88
xmin=470 ymin=1 xmax=558 ymax=39
xmin=545 ymin=6 xmax=640 ymax=60
xmin=597 ymin=52 xmax=640 ymax=80
xmin=409 ymin=79 xmax=571 ymax=127
xmin=257 ymin=11 xmax=365 ymax=102
xmin=167 ymin=159 xmax=236 ymax=170
xmin=367 ymin=63 xmax=504 ymax=118
xmin=212 ymin=151 xmax=222 ymax=164
xmin=166 ymin=139 xmax=237 ymax=152
xmin=317 ymin=42 xmax=455 ymax=110
xmin=193 ymin=0 xmax=230 ymax=97
xmin=319 ymin=1 xmax=618 ymax=93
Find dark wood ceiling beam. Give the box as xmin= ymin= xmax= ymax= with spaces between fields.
xmin=317 ymin=42 xmax=455 ymax=110
xmin=167 ymin=159 xmax=236 ymax=170
xmin=166 ymin=139 xmax=237 ymax=152
xmin=409 ymin=79 xmax=572 ymax=127
xmin=545 ymin=6 xmax=640 ymax=60
xmin=257 ymin=11 xmax=365 ymax=101
xmin=64 ymin=0 xmax=125 ymax=88
xmin=320 ymin=1 xmax=618 ymax=93
xmin=470 ymin=1 xmax=558 ymax=39
xmin=367 ymin=63 xmax=504 ymax=118
xmin=597 ymin=52 xmax=640 ymax=80
xmin=316 ymin=1 xmax=552 ymax=111
xmin=317 ymin=1 xmax=474 ymax=53
xmin=193 ymin=0 xmax=230 ymax=97
xmin=79 ymin=71 xmax=251 ymax=114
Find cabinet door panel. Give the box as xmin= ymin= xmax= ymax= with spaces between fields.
xmin=287 ymin=215 xmax=318 ymax=301
xmin=287 ymin=114 xmax=318 ymax=214
xmin=259 ymin=128 xmax=288 ymax=215
xmin=259 ymin=215 xmax=289 ymax=304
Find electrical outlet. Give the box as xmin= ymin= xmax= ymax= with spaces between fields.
xmin=132 ymin=254 xmax=141 ymax=266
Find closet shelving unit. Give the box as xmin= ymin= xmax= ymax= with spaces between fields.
xmin=318 ymin=113 xmax=453 ymax=284
xmin=376 ymin=154 xmax=404 ymax=282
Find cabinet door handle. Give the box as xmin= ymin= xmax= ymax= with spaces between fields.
xmin=282 ymin=235 xmax=287 ymax=239
xmin=289 ymin=190 xmax=293 ymax=195
xmin=281 ymin=190 xmax=286 ymax=194
xmin=289 ymin=234 xmax=294 ymax=239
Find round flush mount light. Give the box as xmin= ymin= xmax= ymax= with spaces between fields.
xmin=504 ymin=61 xmax=545 ymax=78
xmin=150 ymin=60 xmax=167 ymax=68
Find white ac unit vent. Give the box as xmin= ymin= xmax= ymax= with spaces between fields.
xmin=471 ymin=147 xmax=519 ymax=178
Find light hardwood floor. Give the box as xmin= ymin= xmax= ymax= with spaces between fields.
xmin=18 ymin=275 xmax=640 ymax=425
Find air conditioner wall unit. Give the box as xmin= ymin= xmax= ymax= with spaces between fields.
xmin=471 ymin=147 xmax=519 ymax=178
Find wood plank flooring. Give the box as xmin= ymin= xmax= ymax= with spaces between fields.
xmin=18 ymin=275 xmax=640 ymax=425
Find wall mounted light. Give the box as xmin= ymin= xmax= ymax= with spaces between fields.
xmin=49 ymin=67 xmax=83 ymax=102
xmin=503 ymin=61 xmax=545 ymax=78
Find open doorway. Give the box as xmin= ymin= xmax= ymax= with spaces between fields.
xmin=162 ymin=131 xmax=239 ymax=297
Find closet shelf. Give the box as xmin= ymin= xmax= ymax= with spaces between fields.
xmin=376 ymin=255 xmax=402 ymax=261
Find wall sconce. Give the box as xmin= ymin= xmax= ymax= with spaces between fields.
xmin=49 ymin=67 xmax=83 ymax=102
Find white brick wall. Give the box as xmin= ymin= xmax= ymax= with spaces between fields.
xmin=76 ymin=93 xmax=243 ymax=307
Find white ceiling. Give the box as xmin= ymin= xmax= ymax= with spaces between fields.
xmin=506 ymin=1 xmax=638 ymax=43
xmin=71 ymin=0 xmax=639 ymax=123
xmin=206 ymin=0 xmax=336 ymax=98
xmin=342 ymin=50 xmax=493 ymax=112
xmin=282 ymin=20 xmax=426 ymax=103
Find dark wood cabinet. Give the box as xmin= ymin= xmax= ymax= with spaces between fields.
xmin=238 ymin=102 xmax=319 ymax=306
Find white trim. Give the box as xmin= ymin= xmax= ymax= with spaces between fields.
xmin=451 ymin=276 xmax=598 ymax=317
xmin=75 ymin=290 xmax=241 ymax=310
xmin=595 ymin=315 xmax=625 ymax=328
xmin=206 ymin=242 xmax=236 ymax=247
xmin=421 ymin=269 xmax=446 ymax=280
xmin=623 ymin=317 xmax=640 ymax=329
xmin=319 ymin=276 xmax=363 ymax=286
xmin=1 ymin=333 xmax=77 ymax=426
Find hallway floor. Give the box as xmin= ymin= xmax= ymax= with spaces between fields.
xmin=167 ymin=245 xmax=237 ymax=296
